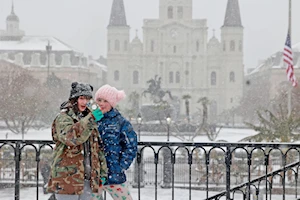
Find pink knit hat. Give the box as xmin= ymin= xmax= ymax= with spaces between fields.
xmin=95 ymin=84 xmax=126 ymax=107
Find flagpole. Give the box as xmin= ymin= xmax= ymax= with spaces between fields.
xmin=287 ymin=0 xmax=292 ymax=117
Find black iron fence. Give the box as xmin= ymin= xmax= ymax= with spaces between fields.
xmin=0 ymin=140 xmax=299 ymax=200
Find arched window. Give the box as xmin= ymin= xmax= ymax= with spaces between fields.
xmin=177 ymin=6 xmax=183 ymax=19
xmin=169 ymin=71 xmax=174 ymax=83
xmin=173 ymin=46 xmax=177 ymax=53
xmin=230 ymin=71 xmax=235 ymax=82
xmin=239 ymin=40 xmax=243 ymax=52
xmin=133 ymin=71 xmax=139 ymax=84
xmin=124 ymin=41 xmax=128 ymax=51
xmin=185 ymin=63 xmax=189 ymax=76
xmin=176 ymin=71 xmax=180 ymax=83
xmin=223 ymin=41 xmax=226 ymax=51
xmin=230 ymin=40 xmax=235 ymax=51
xmin=108 ymin=40 xmax=111 ymax=51
xmin=114 ymin=40 xmax=120 ymax=51
xmin=168 ymin=6 xmax=173 ymax=19
xmin=114 ymin=70 xmax=119 ymax=81
xmin=196 ymin=40 xmax=200 ymax=52
xmin=151 ymin=40 xmax=154 ymax=52
xmin=211 ymin=72 xmax=216 ymax=85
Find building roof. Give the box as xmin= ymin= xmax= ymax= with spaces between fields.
xmin=223 ymin=0 xmax=242 ymax=27
xmin=108 ymin=0 xmax=127 ymax=26
xmin=6 ymin=3 xmax=19 ymax=22
xmin=0 ymin=36 xmax=79 ymax=52
xmin=6 ymin=13 xmax=19 ymax=22
xmin=247 ymin=42 xmax=300 ymax=76
xmin=89 ymin=59 xmax=107 ymax=72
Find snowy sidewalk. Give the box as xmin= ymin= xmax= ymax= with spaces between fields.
xmin=0 ymin=186 xmax=295 ymax=200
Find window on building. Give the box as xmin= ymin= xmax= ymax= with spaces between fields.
xmin=239 ymin=40 xmax=243 ymax=52
xmin=160 ymin=33 xmax=164 ymax=53
xmin=186 ymin=33 xmax=190 ymax=53
xmin=223 ymin=41 xmax=226 ymax=51
xmin=62 ymin=54 xmax=71 ymax=66
xmin=151 ymin=40 xmax=155 ymax=52
xmin=177 ymin=6 xmax=183 ymax=19
xmin=169 ymin=71 xmax=174 ymax=83
xmin=176 ymin=71 xmax=180 ymax=83
xmin=230 ymin=71 xmax=235 ymax=82
xmin=124 ymin=41 xmax=128 ymax=51
xmin=133 ymin=70 xmax=139 ymax=84
xmin=211 ymin=71 xmax=216 ymax=85
xmin=168 ymin=6 xmax=173 ymax=19
xmin=230 ymin=40 xmax=235 ymax=51
xmin=196 ymin=40 xmax=200 ymax=52
xmin=115 ymin=40 xmax=120 ymax=51
xmin=173 ymin=46 xmax=177 ymax=53
xmin=114 ymin=70 xmax=119 ymax=81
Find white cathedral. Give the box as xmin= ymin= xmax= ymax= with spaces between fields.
xmin=106 ymin=0 xmax=244 ymax=121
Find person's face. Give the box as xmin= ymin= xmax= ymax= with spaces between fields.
xmin=77 ymin=96 xmax=90 ymax=112
xmin=96 ymin=98 xmax=112 ymax=114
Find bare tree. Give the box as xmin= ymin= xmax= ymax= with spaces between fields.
xmin=0 ymin=65 xmax=45 ymax=136
xmin=241 ymin=81 xmax=300 ymax=142
xmin=38 ymin=73 xmax=69 ymax=125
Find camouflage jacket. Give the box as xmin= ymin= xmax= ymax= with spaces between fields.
xmin=47 ymin=106 xmax=107 ymax=195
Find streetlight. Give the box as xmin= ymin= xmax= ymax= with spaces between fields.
xmin=166 ymin=114 xmax=171 ymax=142
xmin=162 ymin=113 xmax=172 ymax=188
xmin=133 ymin=113 xmax=144 ymax=189
xmin=137 ymin=113 xmax=142 ymax=141
xmin=46 ymin=41 xmax=52 ymax=78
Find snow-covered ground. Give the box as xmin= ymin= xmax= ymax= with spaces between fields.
xmin=0 ymin=186 xmax=296 ymax=200
xmin=0 ymin=127 xmax=257 ymax=142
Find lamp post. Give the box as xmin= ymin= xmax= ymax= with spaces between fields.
xmin=137 ymin=113 xmax=142 ymax=141
xmin=133 ymin=113 xmax=144 ymax=189
xmin=166 ymin=114 xmax=171 ymax=142
xmin=162 ymin=113 xmax=172 ymax=188
xmin=46 ymin=41 xmax=52 ymax=78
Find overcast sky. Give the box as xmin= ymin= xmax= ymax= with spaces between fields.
xmin=0 ymin=0 xmax=299 ymax=68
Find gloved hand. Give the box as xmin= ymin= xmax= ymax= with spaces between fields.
xmin=86 ymin=99 xmax=104 ymax=121
xmin=100 ymin=177 xmax=107 ymax=186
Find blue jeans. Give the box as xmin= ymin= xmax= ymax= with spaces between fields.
xmin=55 ymin=180 xmax=97 ymax=200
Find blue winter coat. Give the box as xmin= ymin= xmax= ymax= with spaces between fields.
xmin=97 ymin=108 xmax=137 ymax=185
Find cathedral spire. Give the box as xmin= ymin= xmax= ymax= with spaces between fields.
xmin=11 ymin=0 xmax=15 ymax=14
xmin=223 ymin=0 xmax=242 ymax=27
xmin=109 ymin=0 xmax=127 ymax=26
xmin=6 ymin=0 xmax=19 ymax=22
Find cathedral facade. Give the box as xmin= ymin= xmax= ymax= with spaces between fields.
xmin=106 ymin=0 xmax=244 ymax=121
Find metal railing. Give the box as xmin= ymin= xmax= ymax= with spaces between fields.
xmin=0 ymin=140 xmax=299 ymax=200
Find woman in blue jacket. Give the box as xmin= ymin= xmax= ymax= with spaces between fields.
xmin=94 ymin=84 xmax=137 ymax=200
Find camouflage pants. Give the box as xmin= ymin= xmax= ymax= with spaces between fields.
xmin=55 ymin=180 xmax=103 ymax=200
